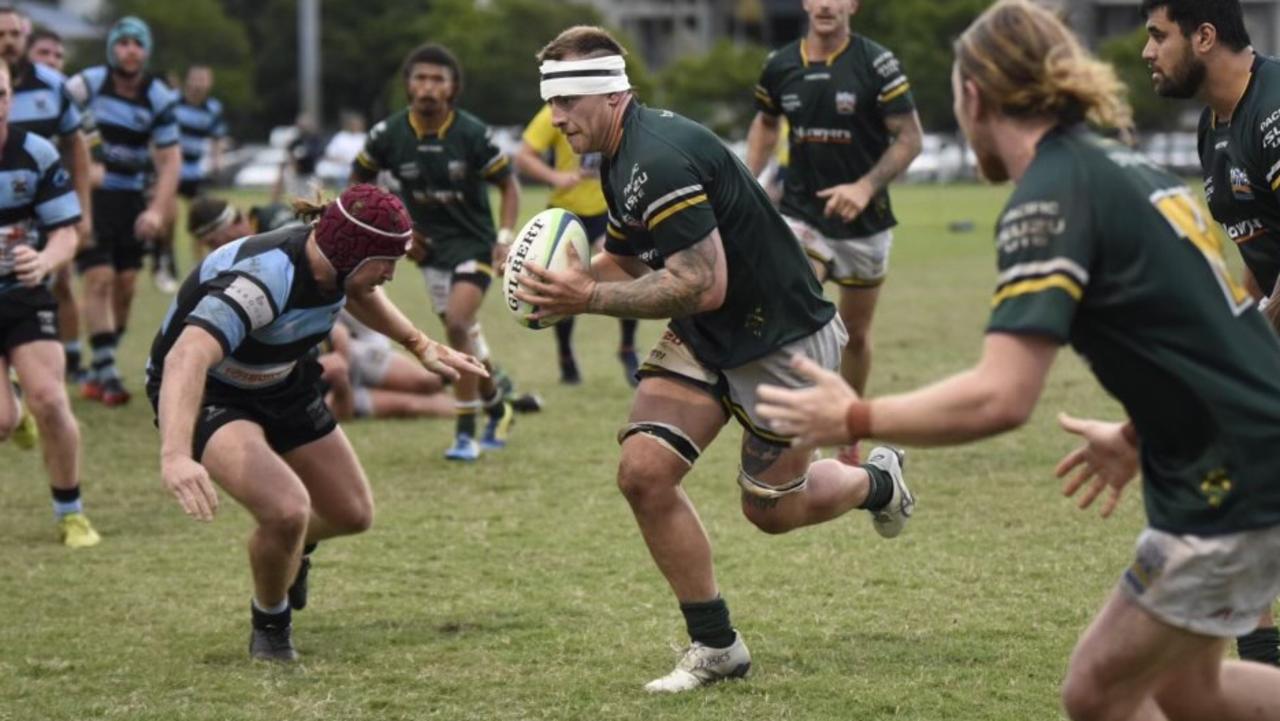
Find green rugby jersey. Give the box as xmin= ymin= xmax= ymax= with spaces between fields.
xmin=602 ymin=101 xmax=835 ymax=369
xmin=990 ymin=125 xmax=1280 ymax=535
xmin=754 ymin=34 xmax=914 ymax=240
xmin=356 ymin=107 xmax=512 ymax=270
xmin=1198 ymin=54 xmax=1280 ymax=296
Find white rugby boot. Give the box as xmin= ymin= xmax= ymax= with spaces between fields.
xmin=865 ymin=446 xmax=914 ymax=538
xmin=643 ymin=632 xmax=751 ymax=693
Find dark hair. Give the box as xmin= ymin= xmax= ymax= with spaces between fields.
xmin=1142 ymin=0 xmax=1251 ymax=51
xmin=187 ymin=195 xmax=230 ymax=235
xmin=537 ymin=25 xmax=627 ymax=62
xmin=401 ymin=43 xmax=463 ymax=96
xmin=29 ymin=27 xmax=62 ymax=45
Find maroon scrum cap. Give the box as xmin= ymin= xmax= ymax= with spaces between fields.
xmin=315 ymin=184 xmax=412 ymax=277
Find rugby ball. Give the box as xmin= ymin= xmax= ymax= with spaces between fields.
xmin=503 ymin=208 xmax=590 ymax=329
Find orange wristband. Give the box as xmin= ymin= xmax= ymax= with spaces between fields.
xmin=844 ymin=400 xmax=872 ymax=442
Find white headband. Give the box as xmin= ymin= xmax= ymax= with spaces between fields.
xmin=539 ymin=55 xmax=630 ymax=100
xmin=335 ymin=195 xmax=412 ymax=239
xmin=193 ymin=203 xmax=236 ymax=238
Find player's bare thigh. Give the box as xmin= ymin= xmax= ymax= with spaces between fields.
xmin=282 ymin=427 xmax=373 ymax=533
xmin=200 ymin=420 xmax=311 ymax=525
xmin=619 ymin=375 xmax=727 ymax=486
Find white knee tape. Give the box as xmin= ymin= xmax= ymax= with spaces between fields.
xmin=469 ymin=323 xmax=491 ymax=362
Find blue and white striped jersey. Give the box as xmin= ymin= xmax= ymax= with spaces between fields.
xmin=65 ymin=66 xmax=179 ymax=192
xmin=0 ymin=128 xmax=82 ymax=297
xmin=11 ymin=61 xmax=80 ymax=141
xmin=176 ymin=96 xmax=227 ymax=182
xmin=147 ymin=224 xmax=345 ymax=398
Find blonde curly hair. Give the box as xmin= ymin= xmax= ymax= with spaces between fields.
xmin=955 ymin=0 xmax=1134 ymax=132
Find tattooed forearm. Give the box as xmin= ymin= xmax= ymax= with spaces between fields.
xmin=587 ymin=235 xmax=719 ymax=319
xmin=864 ymin=111 xmax=923 ymax=192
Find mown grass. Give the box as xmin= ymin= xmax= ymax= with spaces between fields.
xmin=0 ymin=182 xmax=1162 ymax=720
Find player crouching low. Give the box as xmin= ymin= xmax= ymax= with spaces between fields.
xmin=148 ymin=184 xmax=485 ymax=661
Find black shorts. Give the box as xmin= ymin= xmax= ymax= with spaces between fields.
xmin=77 ymin=189 xmax=147 ymax=273
xmin=579 ymin=212 xmax=608 ymax=243
xmin=178 ymin=179 xmax=202 ymax=200
xmin=147 ymin=361 xmax=337 ymax=462
xmin=0 ymin=289 xmax=58 ymax=355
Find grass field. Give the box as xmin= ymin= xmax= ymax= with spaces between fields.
xmin=1 ymin=182 xmax=1156 ymax=720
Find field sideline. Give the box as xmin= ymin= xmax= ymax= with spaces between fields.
xmin=2 ymin=182 xmax=1169 ymax=720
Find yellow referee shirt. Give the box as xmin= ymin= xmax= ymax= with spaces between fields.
xmin=521 ymin=104 xmax=608 ymax=217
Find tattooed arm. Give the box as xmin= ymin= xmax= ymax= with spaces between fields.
xmin=516 ymin=228 xmax=728 ymax=321
xmin=586 ymin=229 xmax=727 ymax=319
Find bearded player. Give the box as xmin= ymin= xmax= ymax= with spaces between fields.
xmin=515 ymin=26 xmax=915 ymax=693
xmin=352 ymin=44 xmax=522 ymax=461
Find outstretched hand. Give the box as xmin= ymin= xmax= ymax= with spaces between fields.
xmin=406 ymin=334 xmax=488 ymax=381
xmin=1055 ymin=413 xmax=1139 ymax=519
xmin=755 ymin=353 xmax=859 ymax=450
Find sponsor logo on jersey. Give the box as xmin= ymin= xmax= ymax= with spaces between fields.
xmin=448 ymin=160 xmax=467 ymax=181
xmin=804 ymin=72 xmax=831 ymax=81
xmin=781 ymin=93 xmax=801 ymax=112
xmin=995 ymin=201 xmax=1064 ymax=253
xmin=791 ymin=126 xmax=853 ymax=144
xmin=9 ymin=176 xmax=27 ymax=195
xmin=872 ymin=51 xmax=901 ymax=79
xmin=1223 ymin=217 xmax=1265 ymax=243
xmin=1200 ymin=468 xmax=1233 ymax=508
xmin=621 ymin=163 xmax=649 ymax=223
xmin=398 ymin=163 xmax=420 ymax=180
xmin=835 ymin=91 xmax=857 ymax=115
xmin=1229 ymin=166 xmax=1254 ymax=200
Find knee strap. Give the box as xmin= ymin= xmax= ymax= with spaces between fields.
xmin=617 ymin=421 xmax=702 ymax=467
xmin=468 ymin=323 xmax=491 ymax=362
xmin=738 ymin=467 xmax=808 ymax=500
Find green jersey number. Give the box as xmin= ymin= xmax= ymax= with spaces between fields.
xmin=1152 ymin=188 xmax=1253 ymax=315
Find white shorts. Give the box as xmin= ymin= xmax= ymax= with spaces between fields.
xmin=420 ymin=260 xmax=493 ymax=315
xmin=639 ymin=315 xmax=848 ymax=445
xmin=1120 ymin=525 xmax=1280 ymax=638
xmin=348 ymin=335 xmax=393 ymax=387
xmin=783 ymin=215 xmax=892 ymax=286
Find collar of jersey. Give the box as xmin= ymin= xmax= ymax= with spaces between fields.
xmin=800 ymin=35 xmax=851 ymax=68
xmin=408 ymin=109 xmax=455 ymax=139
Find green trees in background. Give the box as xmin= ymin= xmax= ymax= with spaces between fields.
xmin=93 ymin=0 xmax=254 ymax=128
xmin=83 ymin=0 xmax=1180 ymax=140
xmin=1098 ymin=25 xmax=1196 ymax=132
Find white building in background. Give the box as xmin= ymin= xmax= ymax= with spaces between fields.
xmin=18 ymin=0 xmax=102 ymax=40
xmin=1045 ymin=0 xmax=1280 ymax=55
xmin=583 ymin=0 xmax=728 ymax=68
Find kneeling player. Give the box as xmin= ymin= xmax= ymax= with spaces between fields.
xmin=149 ymin=185 xmax=484 ymax=661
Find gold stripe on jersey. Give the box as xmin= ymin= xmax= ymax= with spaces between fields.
xmin=754 ymin=85 xmax=776 ymax=109
xmin=990 ymin=273 xmax=1083 ymax=307
xmin=482 ymin=153 xmax=510 ymax=178
xmin=648 ymin=194 xmax=708 ymax=231
xmin=606 ymin=223 xmax=625 ymax=240
xmin=355 ymin=151 xmax=379 ymax=171
xmin=878 ymin=82 xmax=911 ymax=104
xmin=408 ymin=109 xmax=455 ymax=139
xmin=800 ymin=36 xmax=851 ymax=68
xmin=1271 ymin=174 xmax=1280 ymax=192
